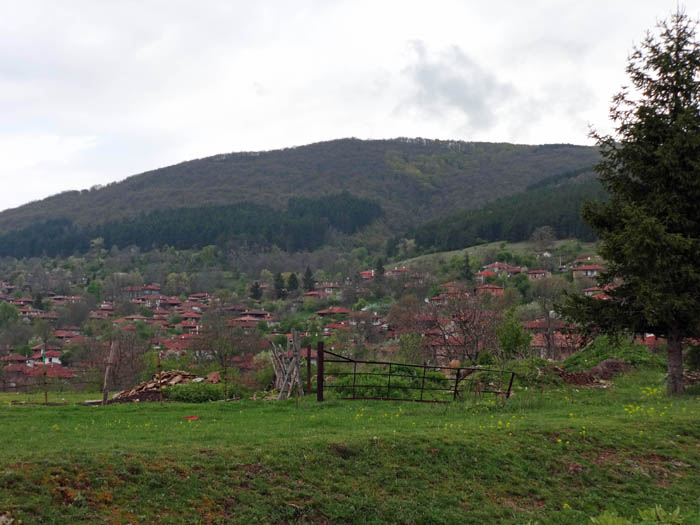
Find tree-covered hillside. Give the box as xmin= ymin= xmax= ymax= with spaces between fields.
xmin=402 ymin=179 xmax=607 ymax=254
xmin=0 ymin=138 xmax=599 ymax=234
xmin=0 ymin=192 xmax=382 ymax=258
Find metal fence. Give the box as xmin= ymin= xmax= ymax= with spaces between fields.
xmin=315 ymin=343 xmax=515 ymax=403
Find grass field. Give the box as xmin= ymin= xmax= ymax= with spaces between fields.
xmin=0 ymin=371 xmax=698 ymax=524
xmin=394 ymin=239 xmax=599 ymax=270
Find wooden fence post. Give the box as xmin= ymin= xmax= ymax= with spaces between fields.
xmin=316 ymin=341 xmax=324 ymax=402
xmin=453 ymin=368 xmax=461 ymax=400
xmin=102 ymin=340 xmax=118 ymax=406
xmin=306 ymin=344 xmax=311 ymax=395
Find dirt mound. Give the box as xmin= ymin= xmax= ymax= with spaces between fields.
xmin=589 ymin=359 xmax=632 ymax=379
xmin=554 ymin=359 xmax=632 ymax=386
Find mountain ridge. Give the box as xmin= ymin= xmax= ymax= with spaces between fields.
xmin=0 ymin=137 xmax=599 ymax=236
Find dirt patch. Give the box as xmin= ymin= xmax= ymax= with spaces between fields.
xmin=328 ymin=442 xmax=358 ymax=459
xmin=500 ymin=495 xmax=546 ymax=512
xmin=555 ymin=359 xmax=632 ymax=386
xmin=586 ymin=448 xmax=620 ymax=467
xmin=589 ymin=359 xmax=632 ymax=379
xmin=565 ymin=461 xmax=584 ymax=475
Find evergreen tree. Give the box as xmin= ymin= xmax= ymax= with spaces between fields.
xmin=273 ymin=272 xmax=287 ymax=300
xmin=460 ymin=252 xmax=473 ymax=283
xmin=376 ymin=257 xmax=385 ymax=277
xmin=249 ymin=281 xmax=262 ymax=301
xmin=287 ymin=272 xmax=299 ymax=292
xmin=303 ymin=266 xmax=315 ymax=292
xmin=560 ymin=12 xmax=700 ymax=394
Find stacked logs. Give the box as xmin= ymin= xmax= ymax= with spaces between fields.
xmin=113 ymin=370 xmax=199 ymax=402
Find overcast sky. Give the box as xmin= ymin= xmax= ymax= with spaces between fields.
xmin=0 ymin=0 xmax=694 ymax=212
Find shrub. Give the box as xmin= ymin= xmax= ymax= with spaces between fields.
xmin=331 ymin=365 xmax=450 ymax=401
xmin=164 ymin=382 xmax=244 ymax=403
xmin=563 ymin=335 xmax=663 ymax=372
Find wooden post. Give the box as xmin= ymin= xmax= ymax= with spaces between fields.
xmin=506 ymin=372 xmax=515 ymax=398
xmin=102 ymin=340 xmax=118 ymax=406
xmin=316 ymin=341 xmax=324 ymax=402
xmin=293 ymin=330 xmax=304 ymax=397
xmin=157 ymin=350 xmax=163 ymax=405
xmin=387 ymin=363 xmax=392 ymax=399
xmin=453 ymin=368 xmax=461 ymax=401
xmin=306 ymin=344 xmax=311 ymax=395
xmin=43 ymin=342 xmax=47 ymax=405
xmin=352 ymin=361 xmax=357 ymax=399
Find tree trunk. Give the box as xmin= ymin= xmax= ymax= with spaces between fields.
xmin=667 ymin=328 xmax=684 ymax=395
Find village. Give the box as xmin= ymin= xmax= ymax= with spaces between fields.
xmin=0 ymin=245 xmax=632 ymax=396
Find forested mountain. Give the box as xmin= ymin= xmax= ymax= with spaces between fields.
xmin=0 ymin=138 xmax=598 ymax=236
xmin=0 ymin=193 xmax=382 ymax=258
xmin=402 ymin=179 xmax=607 ymax=254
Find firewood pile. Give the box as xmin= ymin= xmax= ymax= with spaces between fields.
xmin=684 ymin=370 xmax=700 ymax=385
xmin=113 ymin=370 xmax=200 ymax=402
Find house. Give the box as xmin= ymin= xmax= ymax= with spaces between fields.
xmin=482 ymin=262 xmax=522 ymax=277
xmin=316 ymin=306 xmax=352 ymax=317
xmin=29 ymin=349 xmax=63 ymax=366
xmin=475 ymin=270 xmax=496 ymax=284
xmin=483 ymin=262 xmax=510 ymax=274
xmin=315 ymin=282 xmax=342 ymax=295
xmin=360 ymin=270 xmax=376 ymax=280
xmin=525 ymin=270 xmax=551 ymax=281
xmin=0 ymin=353 xmax=30 ymax=365
xmin=180 ymin=320 xmax=200 ymax=334
xmin=476 ymin=284 xmax=504 ymax=297
xmin=303 ymin=291 xmax=330 ymax=300
xmin=385 ymin=267 xmax=411 ymax=278
xmin=227 ymin=315 xmax=261 ymax=329
xmin=572 ymin=265 xmax=605 ymax=279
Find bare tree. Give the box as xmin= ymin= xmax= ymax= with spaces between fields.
xmin=427 ymin=293 xmax=502 ymax=365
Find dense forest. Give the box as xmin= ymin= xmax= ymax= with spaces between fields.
xmin=0 ymin=192 xmax=382 ymax=258
xmin=399 ymin=179 xmax=607 ymax=254
xmin=0 ymin=138 xmax=599 ymax=234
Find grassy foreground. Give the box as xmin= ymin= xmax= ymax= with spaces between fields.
xmin=0 ymin=371 xmax=698 ymax=524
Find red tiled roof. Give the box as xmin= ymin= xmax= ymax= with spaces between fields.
xmin=316 ymin=306 xmax=352 ymax=315
xmin=31 ymin=350 xmax=62 ymax=359
xmin=0 ymin=353 xmax=27 ymax=362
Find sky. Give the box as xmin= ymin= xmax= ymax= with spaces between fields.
xmin=0 ymin=0 xmax=695 ymax=212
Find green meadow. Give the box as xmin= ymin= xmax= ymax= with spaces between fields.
xmin=0 ymin=371 xmax=698 ymax=524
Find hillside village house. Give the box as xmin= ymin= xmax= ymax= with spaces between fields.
xmin=572 ymin=265 xmax=605 ymax=279
xmin=525 ymin=270 xmax=551 ymax=281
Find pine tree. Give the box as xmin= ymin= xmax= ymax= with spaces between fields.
xmin=303 ymin=266 xmax=315 ymax=292
xmin=560 ymin=11 xmax=700 ymax=394
xmin=287 ymin=272 xmax=299 ymax=292
xmin=250 ymin=281 xmax=262 ymax=301
xmin=273 ymin=272 xmax=287 ymax=300
xmin=460 ymin=252 xmax=473 ymax=283
xmin=376 ymin=257 xmax=385 ymax=277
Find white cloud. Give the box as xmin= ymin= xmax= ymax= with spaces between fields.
xmin=0 ymin=0 xmax=691 ymax=211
